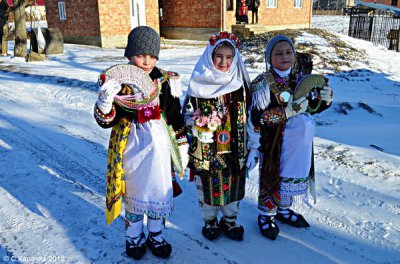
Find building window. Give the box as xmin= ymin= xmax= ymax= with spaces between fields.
xmin=266 ymin=0 xmax=277 ymax=8
xmin=294 ymin=0 xmax=302 ymax=8
xmin=58 ymin=1 xmax=66 ymax=21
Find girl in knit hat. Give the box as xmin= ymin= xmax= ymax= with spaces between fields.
xmin=94 ymin=26 xmax=188 ymax=260
xmin=246 ymin=35 xmax=333 ymax=240
xmin=183 ymin=31 xmax=251 ymax=241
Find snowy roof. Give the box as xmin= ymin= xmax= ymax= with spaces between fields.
xmin=355 ymin=1 xmax=400 ymax=15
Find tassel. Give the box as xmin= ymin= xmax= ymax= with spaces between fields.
xmin=251 ymin=87 xmax=271 ymax=110
xmin=168 ymin=76 xmax=182 ymax=98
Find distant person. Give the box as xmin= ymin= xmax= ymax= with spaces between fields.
xmin=246 ymin=35 xmax=334 ymax=240
xmin=239 ymin=0 xmax=249 ymax=24
xmin=94 ymin=26 xmax=189 ymax=259
xmin=251 ymin=0 xmax=260 ymax=24
xmin=235 ymin=0 xmax=241 ymax=24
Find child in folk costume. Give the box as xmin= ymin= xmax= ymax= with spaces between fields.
xmin=94 ymin=26 xmax=189 ymax=259
xmin=238 ymin=0 xmax=249 ymax=24
xmin=246 ymin=35 xmax=333 ymax=240
xmin=184 ymin=32 xmax=251 ymax=241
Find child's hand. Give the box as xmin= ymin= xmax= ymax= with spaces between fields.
xmin=96 ymin=79 xmax=121 ymax=114
xmin=320 ymin=86 xmax=333 ymax=105
xmin=285 ymin=96 xmax=308 ymax=119
xmin=246 ymin=149 xmax=260 ymax=171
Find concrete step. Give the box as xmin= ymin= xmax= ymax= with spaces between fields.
xmin=232 ymin=24 xmax=270 ymax=38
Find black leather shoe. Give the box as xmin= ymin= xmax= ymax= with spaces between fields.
xmin=219 ymin=217 xmax=244 ymax=241
xmin=275 ymin=209 xmax=310 ymax=227
xmin=258 ymin=215 xmax=280 ymax=240
xmin=202 ymin=218 xmax=223 ymax=241
xmin=146 ymin=231 xmax=172 ymax=258
xmin=126 ymin=233 xmax=146 ymax=260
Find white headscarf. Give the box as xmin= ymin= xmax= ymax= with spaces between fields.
xmin=187 ymin=38 xmax=251 ymax=99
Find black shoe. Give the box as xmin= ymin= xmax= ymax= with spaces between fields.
xmin=202 ymin=218 xmax=223 ymax=241
xmin=275 ymin=209 xmax=310 ymax=228
xmin=258 ymin=215 xmax=280 ymax=240
xmin=219 ymin=217 xmax=244 ymax=241
xmin=126 ymin=233 xmax=146 ymax=260
xmin=146 ymin=231 xmax=172 ymax=258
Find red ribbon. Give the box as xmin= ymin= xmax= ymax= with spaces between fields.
xmin=137 ymin=105 xmax=161 ymax=123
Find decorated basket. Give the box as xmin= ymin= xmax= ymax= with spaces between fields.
xmin=294 ymin=74 xmax=326 ymax=101
xmin=98 ymin=64 xmax=159 ymax=110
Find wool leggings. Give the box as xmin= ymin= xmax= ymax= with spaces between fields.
xmin=195 ymin=175 xmax=240 ymax=222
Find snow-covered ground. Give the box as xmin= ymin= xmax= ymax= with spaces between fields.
xmin=311 ymin=15 xmax=350 ymax=35
xmin=0 ymin=16 xmax=399 ymax=263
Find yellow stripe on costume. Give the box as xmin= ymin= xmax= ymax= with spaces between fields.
xmin=105 ymin=117 xmax=131 ymax=225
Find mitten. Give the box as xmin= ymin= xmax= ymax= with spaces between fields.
xmin=179 ymin=143 xmax=189 ymax=170
xmin=96 ymin=78 xmax=121 ymax=114
xmin=246 ymin=148 xmax=260 ymax=171
xmin=320 ymin=85 xmax=333 ymax=105
xmin=285 ymin=96 xmax=308 ymax=119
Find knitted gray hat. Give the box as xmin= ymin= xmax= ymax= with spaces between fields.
xmin=265 ymin=35 xmax=296 ymax=67
xmin=124 ymin=26 xmax=160 ymax=59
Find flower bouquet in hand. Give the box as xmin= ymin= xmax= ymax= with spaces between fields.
xmin=191 ymin=102 xmax=222 ymax=143
xmin=192 ymin=104 xmax=222 ymax=132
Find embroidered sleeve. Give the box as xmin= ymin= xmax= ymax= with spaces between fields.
xmin=166 ymin=71 xmax=182 ymax=98
xmin=259 ymin=106 xmax=286 ymax=126
xmin=94 ymin=103 xmax=119 ymax=128
xmin=250 ymin=73 xmax=271 ymax=110
xmin=159 ymin=69 xmax=182 ymax=98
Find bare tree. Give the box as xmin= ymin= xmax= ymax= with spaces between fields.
xmin=12 ymin=0 xmax=34 ymax=57
xmin=0 ymin=0 xmax=10 ymax=55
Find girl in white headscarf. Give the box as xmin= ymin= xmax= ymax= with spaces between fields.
xmin=183 ymin=31 xmax=251 ymax=242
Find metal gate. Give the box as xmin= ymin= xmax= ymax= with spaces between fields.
xmin=349 ymin=7 xmax=400 ymax=51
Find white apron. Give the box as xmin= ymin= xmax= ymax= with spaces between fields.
xmin=123 ymin=119 xmax=173 ymax=218
xmin=280 ymin=113 xmax=315 ymax=179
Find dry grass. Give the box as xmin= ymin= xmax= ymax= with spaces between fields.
xmin=240 ymin=28 xmax=366 ymax=73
